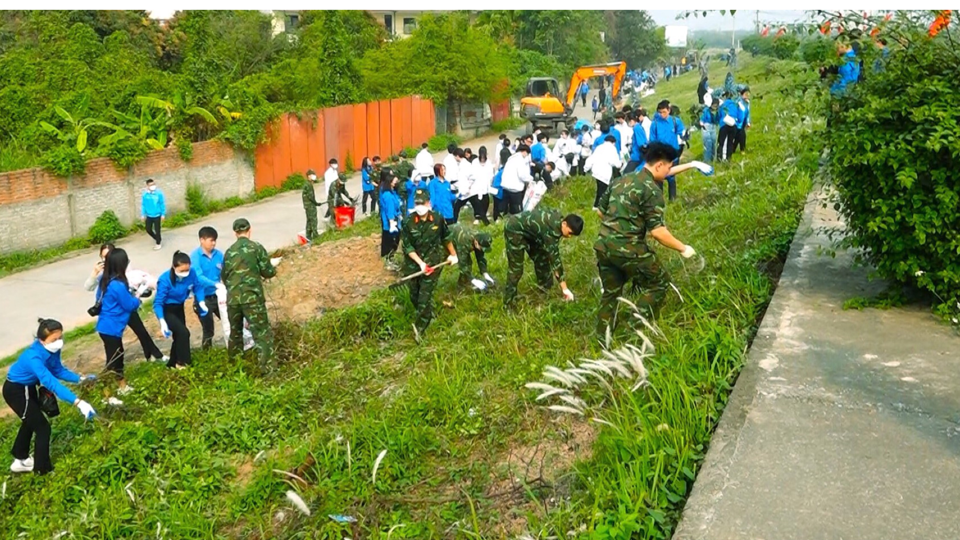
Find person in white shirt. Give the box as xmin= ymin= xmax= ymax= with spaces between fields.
xmin=323 ymin=159 xmax=339 ymax=201
xmin=453 ymin=149 xmax=474 ymax=222
xmin=467 ymin=146 xmax=495 ymax=225
xmin=551 ymin=130 xmax=578 ymax=178
xmin=415 ymin=143 xmax=435 ymax=180
xmin=584 ymin=135 xmax=622 ymax=211
xmin=443 ymin=145 xmax=462 ymax=188
xmin=614 ymin=112 xmax=633 ymax=165
xmin=638 ymin=108 xmax=652 ymax=142
xmin=500 ymin=144 xmax=533 ymax=215
xmin=578 ymin=125 xmax=594 ymax=176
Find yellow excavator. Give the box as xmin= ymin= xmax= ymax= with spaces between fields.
xmin=520 ymin=61 xmax=627 ymax=134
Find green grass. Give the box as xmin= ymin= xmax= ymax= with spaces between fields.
xmin=0 ymin=56 xmax=824 ymax=539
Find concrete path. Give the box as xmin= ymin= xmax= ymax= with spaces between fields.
xmin=674 ymin=188 xmax=960 ymax=540
xmin=0 ymin=133 xmax=505 ymax=358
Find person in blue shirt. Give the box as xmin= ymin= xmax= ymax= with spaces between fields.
xmin=404 ymin=174 xmax=426 ymax=214
xmin=4 ymin=318 xmax=97 ymax=474
xmin=360 ymin=156 xmax=380 ymax=215
xmin=734 ymin=85 xmax=752 ymax=155
xmin=830 ymin=41 xmax=861 ymax=97
xmin=717 ymin=92 xmax=743 ymax=162
xmin=591 ymin=96 xmax=599 ymax=119
xmin=623 ymin=111 xmax=649 ymax=174
xmin=531 ymin=133 xmax=548 ymax=166
xmin=699 ymin=99 xmax=722 ymax=162
xmin=95 ymin=247 xmax=148 ymax=394
xmin=428 ymin=163 xmax=457 ymax=224
xmin=155 ymin=251 xmax=207 ymax=369
xmin=379 ymin=169 xmax=402 ymax=269
xmin=648 ymin=100 xmax=686 ymax=201
xmin=579 ymin=81 xmax=589 ymax=107
xmin=592 ymin=119 xmax=622 ymax=154
xmin=141 ymin=178 xmax=166 ymax=250
xmin=190 ymin=227 xmax=226 ymax=350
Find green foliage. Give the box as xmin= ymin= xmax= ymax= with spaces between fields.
xmin=742 ymin=34 xmax=801 ymax=60
xmin=185 ymin=183 xmax=208 ymax=214
xmin=843 ymin=289 xmax=907 ymax=311
xmin=361 ymin=13 xmax=508 ymax=103
xmin=344 ymin=151 xmax=354 ymax=173
xmin=827 ymin=19 xmax=960 ymax=315
xmin=103 ymin=136 xmax=149 ymax=170
xmin=281 ymin=172 xmax=307 ymax=191
xmin=87 ymin=209 xmax=126 ymax=244
xmin=475 ymin=10 xmax=608 ymax=68
xmin=603 ymin=10 xmax=665 ymax=68
xmin=427 ymin=133 xmax=462 ymax=152
xmin=798 ymin=37 xmax=835 ymax=65
xmin=175 ymin=135 xmax=193 ymax=161
xmin=490 ymin=116 xmax=526 ymax=132
xmin=40 ymin=145 xmax=85 ymax=177
xmin=256 ymin=185 xmax=280 ymax=199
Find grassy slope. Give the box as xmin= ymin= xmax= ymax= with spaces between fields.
xmin=0 ymin=57 xmax=823 ymax=539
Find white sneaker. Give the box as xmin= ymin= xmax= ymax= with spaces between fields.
xmin=473 ymin=220 xmax=479 ymax=225
xmin=117 ymin=385 xmax=134 ymax=396
xmin=10 ymin=459 xmax=32 ymax=473
xmin=153 ymin=244 xmax=162 ymax=251
xmin=161 ymin=355 xmax=170 ymax=364
xmin=107 ymin=397 xmax=124 ymax=406
xmin=21 ymin=456 xmax=34 ymax=468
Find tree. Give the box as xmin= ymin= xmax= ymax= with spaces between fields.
xmin=474 ymin=10 xmax=608 ymax=68
xmin=603 ymin=10 xmax=665 ymax=69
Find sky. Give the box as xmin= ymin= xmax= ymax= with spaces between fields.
xmin=649 ymin=10 xmax=807 ymax=31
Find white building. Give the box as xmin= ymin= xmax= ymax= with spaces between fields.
xmin=367 ymin=11 xmax=439 ymax=39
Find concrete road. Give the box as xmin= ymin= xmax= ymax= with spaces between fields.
xmin=0 ymin=132 xmax=504 ymax=359
xmin=673 ymin=188 xmax=960 ymax=540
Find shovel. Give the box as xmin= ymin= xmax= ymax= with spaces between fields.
xmin=388 ymin=260 xmax=452 ymax=290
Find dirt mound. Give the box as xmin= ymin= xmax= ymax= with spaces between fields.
xmin=268 ymin=234 xmax=394 ymax=322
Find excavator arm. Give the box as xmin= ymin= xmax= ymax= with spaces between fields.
xmin=564 ymin=62 xmax=628 ymax=109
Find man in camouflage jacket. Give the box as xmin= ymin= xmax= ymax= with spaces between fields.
xmin=401 ymin=188 xmax=458 ymax=335
xmin=222 ymin=218 xmax=279 ymax=367
xmin=302 ymin=169 xmax=323 ymax=241
xmin=502 ymin=206 xmax=584 ymax=307
xmin=594 ymin=142 xmax=699 ymax=334
xmin=447 ymin=223 xmax=496 ymax=290
xmin=325 ymin=174 xmax=353 ymax=223
xmin=391 ymin=152 xmax=416 ymax=205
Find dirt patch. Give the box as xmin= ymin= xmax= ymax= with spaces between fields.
xmin=267 ymin=234 xmax=394 ymax=322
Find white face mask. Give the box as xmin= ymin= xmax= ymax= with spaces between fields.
xmin=594 ymin=124 xmax=600 ymax=130
xmin=175 ymin=271 xmax=190 ymax=278
xmin=148 ymin=185 xmax=157 ymax=192
xmin=414 ymin=205 xmax=429 ymax=216
xmin=308 ymin=175 xmax=317 ymax=181
xmin=331 ymin=164 xmax=339 ymax=170
xmin=43 ymin=339 xmax=64 ymax=353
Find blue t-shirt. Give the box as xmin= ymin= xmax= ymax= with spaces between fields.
xmin=154 ymin=269 xmax=203 ymax=320
xmin=380 ymin=190 xmax=401 ymax=230
xmin=7 ymin=341 xmax=81 ymax=403
xmin=95 ymin=278 xmax=142 ymax=338
xmin=189 ymin=247 xmax=223 ymax=298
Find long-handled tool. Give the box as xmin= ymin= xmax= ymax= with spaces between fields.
xmin=388 ymin=260 xmax=453 ymax=290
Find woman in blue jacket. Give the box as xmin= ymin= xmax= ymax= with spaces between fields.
xmin=379 ymin=169 xmax=402 ymax=266
xmin=360 ymin=156 xmax=378 ymax=215
xmin=428 ymin=163 xmax=457 ymax=224
xmin=155 ymin=251 xmax=208 ymax=369
xmin=4 ymin=318 xmax=96 ymax=474
xmin=96 ymin=248 xmax=147 ymax=394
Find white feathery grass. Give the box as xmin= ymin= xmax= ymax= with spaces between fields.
xmin=285 ymin=490 xmax=311 ymax=516
xmin=558 ymin=394 xmax=587 ymax=409
xmin=346 ymin=440 xmax=352 ymax=475
xmin=591 ymin=417 xmax=616 ymax=428
xmin=546 ymin=365 xmax=586 ymax=385
xmin=599 ymin=358 xmax=632 ymax=378
xmin=669 ymin=282 xmax=684 ymax=302
xmin=535 ymin=388 xmax=568 ymax=401
xmin=372 ymin=449 xmax=388 ymax=484
xmin=542 ymin=370 xmax=575 ymax=388
xmin=156 ymin=521 xmax=163 ymax=540
xmin=632 ymin=312 xmax=664 ymax=338
xmin=578 ymin=360 xmax=613 ymax=377
xmin=125 ymin=481 xmax=136 ymax=503
xmin=547 ymin=405 xmax=584 ymax=416
xmin=524 ymin=382 xmax=564 ymax=393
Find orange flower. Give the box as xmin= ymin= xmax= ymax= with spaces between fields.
xmin=820 ymin=21 xmax=832 ymax=35
xmin=929 ymin=10 xmax=951 ymax=37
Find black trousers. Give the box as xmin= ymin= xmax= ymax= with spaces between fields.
xmin=362 ymin=191 xmax=377 ymax=214
xmin=3 ymin=381 xmax=53 ymax=474
xmin=163 ymin=304 xmax=191 ymax=367
xmin=381 ymin=230 xmax=400 ymax=258
xmin=100 ymin=332 xmax=126 ymax=377
xmin=735 ymin=127 xmax=747 ymax=152
xmin=718 ymin=125 xmax=738 ymax=161
xmin=504 ymin=190 xmax=524 ymax=215
xmin=145 ymin=217 xmax=162 ymax=245
xmin=624 ymin=160 xmax=642 ymax=174
xmin=593 ymin=179 xmax=609 ymax=208
xmin=192 ymin=294 xmax=221 ymax=350
xmin=453 ymin=198 xmax=471 ymax=222
xmin=492 ymin=196 xmax=506 ymax=222
xmin=128 ymin=310 xmax=163 ymax=360
xmin=471 ymin=195 xmax=490 ymax=224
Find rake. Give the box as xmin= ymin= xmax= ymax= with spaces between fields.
xmin=388 ymin=260 xmax=453 ymax=290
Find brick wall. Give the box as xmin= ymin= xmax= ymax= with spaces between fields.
xmin=0 ymin=140 xmax=254 ymax=254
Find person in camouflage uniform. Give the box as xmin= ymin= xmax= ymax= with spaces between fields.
xmin=325 ymin=174 xmax=353 ymax=223
xmin=222 ymin=218 xmax=279 ymax=367
xmin=447 ymin=223 xmax=496 ymax=290
xmin=391 ymin=152 xmax=416 ymax=206
xmin=401 ymin=188 xmax=458 ymax=335
xmin=502 ymin=207 xmax=584 ymax=307
xmin=301 ymin=169 xmax=323 ymax=241
xmin=594 ymin=142 xmax=699 ymax=334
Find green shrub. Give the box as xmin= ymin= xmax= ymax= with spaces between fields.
xmin=223 ymin=196 xmax=245 ymax=207
xmin=63 ymin=237 xmax=91 ymax=251
xmin=40 ymin=145 xmax=85 ymax=177
xmin=176 ymin=136 xmax=194 ymax=162
xmin=281 ymin=172 xmax=306 ymax=191
xmin=186 ymin=183 xmax=208 ymax=215
xmin=105 ymin=138 xmax=149 ymax=170
xmin=490 ymin=116 xmax=525 ymax=132
xmin=828 ymin=28 xmax=960 ymax=315
xmin=428 ymin=133 xmax=462 ymax=152
xmin=88 ymin=210 xmax=126 ymax=244
xmin=344 ymin=151 xmax=355 ymax=173
xmin=256 ymin=186 xmax=280 ymax=199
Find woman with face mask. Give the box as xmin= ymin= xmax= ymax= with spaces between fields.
xmin=154 ymin=251 xmax=206 ymax=369
xmin=85 ymin=243 xmax=166 ymax=363
xmin=4 ymin=318 xmax=97 ymax=474
xmin=379 ymin=169 xmax=402 ymax=268
xmin=97 ymin=248 xmax=151 ymax=393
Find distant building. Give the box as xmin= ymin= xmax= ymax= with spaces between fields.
xmin=367 ymin=11 xmax=439 ymax=39
xmin=264 ymin=10 xmax=300 ymax=37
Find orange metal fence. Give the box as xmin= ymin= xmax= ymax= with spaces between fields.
xmin=254 ymin=96 xmax=436 ymax=190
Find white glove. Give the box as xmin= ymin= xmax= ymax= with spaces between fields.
xmin=270 ymin=257 xmax=282 ymax=267
xmin=689 ymin=161 xmax=714 ymax=176
xmin=135 ymin=282 xmax=149 ymax=298
xmin=389 ymin=220 xmax=398 ymax=233
xmin=483 ymin=272 xmax=496 ymax=285
xmin=470 ymin=278 xmax=487 ymax=291
xmin=81 ymin=374 xmax=97 ymax=382
xmin=215 ymin=282 xmax=227 ymax=294
xmin=76 ymin=400 xmax=96 ymax=420
xmin=681 ymin=245 xmax=696 ymax=259
xmin=417 ymin=260 xmax=428 ymax=273
xmin=198 ymin=301 xmax=209 ymax=317
xmin=159 ymin=319 xmax=171 ymax=338
xmin=447 ymin=254 xmax=459 ymax=266
xmin=562 ymin=288 xmax=574 ymax=301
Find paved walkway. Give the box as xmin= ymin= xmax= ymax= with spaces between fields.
xmin=0 ymin=133 xmax=505 ymax=358
xmin=674 ymin=188 xmax=960 ymax=540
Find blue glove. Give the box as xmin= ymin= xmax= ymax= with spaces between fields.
xmin=198 ymin=301 xmax=209 ymax=318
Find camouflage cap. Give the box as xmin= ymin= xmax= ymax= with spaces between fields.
xmin=232 ymin=218 xmax=251 ymax=232
xmin=475 ymin=231 xmax=493 ymax=252
xmin=414 ymin=188 xmax=430 ymax=205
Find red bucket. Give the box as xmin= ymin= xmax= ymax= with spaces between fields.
xmin=334 ymin=206 xmax=355 ymax=229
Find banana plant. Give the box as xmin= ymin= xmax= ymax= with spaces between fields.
xmin=39 ymin=107 xmax=110 ymax=154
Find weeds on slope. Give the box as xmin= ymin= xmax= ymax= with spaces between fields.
xmin=0 ymin=57 xmax=823 ymax=539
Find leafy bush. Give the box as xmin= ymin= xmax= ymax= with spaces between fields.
xmin=256 ymin=186 xmax=280 ymax=199
xmin=186 ymin=183 xmax=208 ymax=215
xmin=490 ymin=116 xmax=525 ymax=132
xmin=88 ymin=210 xmax=126 ymax=244
xmin=104 ymin=138 xmax=149 ymax=170
xmin=175 ymin=136 xmax=194 ymax=161
xmin=827 ymin=25 xmax=960 ymax=315
xmin=428 ymin=133 xmax=462 ymax=152
xmin=281 ymin=172 xmax=306 ymax=191
xmin=40 ymin=145 xmax=85 ymax=177
xmin=742 ymin=34 xmax=801 ymax=60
